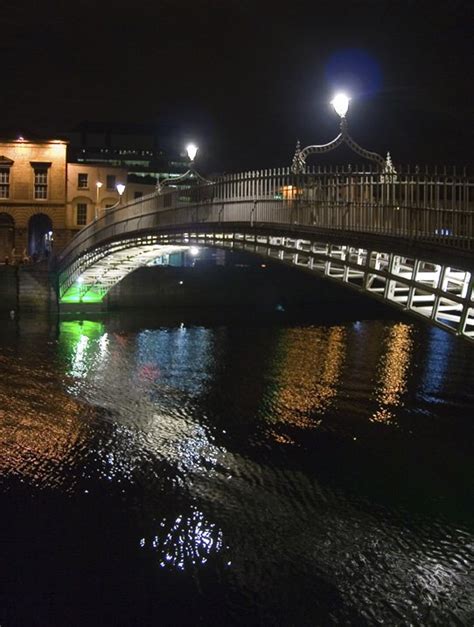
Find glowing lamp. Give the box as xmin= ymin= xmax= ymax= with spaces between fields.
xmin=189 ymin=246 xmax=199 ymax=256
xmin=96 ymin=181 xmax=103 ymax=188
xmin=331 ymin=93 xmax=350 ymax=118
xmin=186 ymin=143 xmax=198 ymax=162
xmin=116 ymin=183 xmax=126 ymax=196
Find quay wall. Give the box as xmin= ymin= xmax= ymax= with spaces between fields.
xmin=0 ymin=263 xmax=57 ymax=314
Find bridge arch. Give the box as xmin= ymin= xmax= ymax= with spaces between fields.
xmin=57 ymin=165 xmax=474 ymax=341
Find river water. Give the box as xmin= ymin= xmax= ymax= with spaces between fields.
xmin=0 ymin=309 xmax=473 ymax=626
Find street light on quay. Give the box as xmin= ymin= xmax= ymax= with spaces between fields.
xmin=95 ymin=181 xmax=103 ymax=220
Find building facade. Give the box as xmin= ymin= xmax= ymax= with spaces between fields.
xmin=67 ymin=163 xmax=155 ymax=232
xmin=0 ymin=138 xmax=157 ymax=260
xmin=0 ymin=138 xmax=68 ymax=260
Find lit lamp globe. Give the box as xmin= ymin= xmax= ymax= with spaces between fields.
xmin=186 ymin=143 xmax=198 ymax=162
xmin=116 ymin=183 xmax=126 ymax=196
xmin=331 ymin=93 xmax=350 ymax=118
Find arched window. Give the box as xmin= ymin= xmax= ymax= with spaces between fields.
xmin=28 ymin=213 xmax=53 ymax=259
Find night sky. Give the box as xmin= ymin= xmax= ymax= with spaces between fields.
xmin=2 ymin=0 xmax=473 ymax=171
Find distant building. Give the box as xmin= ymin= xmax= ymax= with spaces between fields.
xmin=64 ymin=121 xmax=189 ymax=185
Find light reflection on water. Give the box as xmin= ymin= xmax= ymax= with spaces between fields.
xmin=0 ymin=314 xmax=473 ymax=625
xmin=371 ymin=322 xmax=414 ymax=424
xmin=140 ymin=506 xmax=227 ymax=571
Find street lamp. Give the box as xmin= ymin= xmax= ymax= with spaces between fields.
xmin=186 ymin=143 xmax=198 ymax=163
xmin=157 ymin=143 xmax=211 ymax=192
xmin=291 ymin=92 xmax=387 ymax=172
xmin=116 ymin=183 xmax=126 ymax=202
xmin=331 ymin=92 xmax=350 ymax=118
xmin=95 ymin=181 xmax=103 ymax=219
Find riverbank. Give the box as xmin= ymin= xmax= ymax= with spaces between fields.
xmin=0 ymin=262 xmax=57 ymax=314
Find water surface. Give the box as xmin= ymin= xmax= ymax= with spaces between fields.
xmin=0 ymin=311 xmax=473 ymax=625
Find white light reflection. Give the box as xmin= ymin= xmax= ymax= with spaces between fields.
xmin=98 ymin=332 xmax=109 ymax=359
xmin=71 ymin=335 xmax=89 ymax=378
xmin=137 ymin=328 xmax=213 ymax=396
xmin=140 ymin=507 xmax=226 ymax=571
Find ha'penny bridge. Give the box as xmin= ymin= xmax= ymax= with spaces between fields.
xmin=57 ymin=97 xmax=474 ymax=342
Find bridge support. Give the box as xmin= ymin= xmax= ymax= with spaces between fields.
xmin=58 ymin=228 xmax=474 ymax=342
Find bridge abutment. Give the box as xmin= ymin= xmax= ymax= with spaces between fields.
xmin=0 ymin=262 xmax=58 ymax=315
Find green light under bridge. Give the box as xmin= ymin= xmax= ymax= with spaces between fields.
xmin=60 ymin=284 xmax=107 ymax=304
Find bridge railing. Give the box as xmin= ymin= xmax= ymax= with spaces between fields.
xmin=58 ymin=165 xmax=474 ymax=270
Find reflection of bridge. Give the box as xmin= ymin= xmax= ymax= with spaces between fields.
xmin=58 ymin=165 xmax=474 ymax=341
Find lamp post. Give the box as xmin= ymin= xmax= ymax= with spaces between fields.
xmin=95 ymin=181 xmax=103 ymax=220
xmin=103 ymin=184 xmax=126 ymax=213
xmin=116 ymin=183 xmax=126 ymax=203
xmin=291 ymin=92 xmax=387 ymax=173
xmin=157 ymin=143 xmax=211 ymax=192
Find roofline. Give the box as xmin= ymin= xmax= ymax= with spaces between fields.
xmin=0 ymin=138 xmax=69 ymax=145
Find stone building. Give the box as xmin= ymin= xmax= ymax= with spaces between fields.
xmin=67 ymin=163 xmax=155 ymax=232
xmin=0 ymin=137 xmax=156 ymax=259
xmin=0 ymin=138 xmax=68 ymax=260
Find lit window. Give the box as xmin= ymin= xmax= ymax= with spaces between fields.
xmin=77 ymin=173 xmax=88 ymax=188
xmin=76 ymin=203 xmax=87 ymax=225
xmin=34 ymin=168 xmax=48 ymax=199
xmin=106 ymin=174 xmax=116 ymax=190
xmin=0 ymin=167 xmax=10 ymax=198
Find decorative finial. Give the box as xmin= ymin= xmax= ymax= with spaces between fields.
xmin=384 ymin=151 xmax=396 ymax=174
xmin=291 ymin=141 xmax=304 ymax=174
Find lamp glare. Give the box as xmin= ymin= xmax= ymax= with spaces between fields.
xmin=331 ymin=93 xmax=350 ymax=118
xmin=186 ymin=143 xmax=198 ymax=161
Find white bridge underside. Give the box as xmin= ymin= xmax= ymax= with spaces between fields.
xmin=61 ymin=230 xmax=474 ymax=342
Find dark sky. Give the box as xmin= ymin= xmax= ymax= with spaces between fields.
xmin=2 ymin=0 xmax=473 ymax=171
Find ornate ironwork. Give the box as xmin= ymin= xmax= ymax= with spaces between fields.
xmin=157 ymin=156 xmax=212 ymax=193
xmin=292 ymin=116 xmax=387 ymax=173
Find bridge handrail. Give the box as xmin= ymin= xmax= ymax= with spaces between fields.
xmin=58 ymin=164 xmax=474 ymax=270
xmin=58 ymin=201 xmax=474 ymax=275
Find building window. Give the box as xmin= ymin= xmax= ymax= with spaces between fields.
xmin=106 ymin=174 xmax=116 ymax=190
xmin=34 ymin=168 xmax=48 ymax=199
xmin=0 ymin=168 xmax=10 ymax=199
xmin=76 ymin=203 xmax=87 ymax=225
xmin=134 ymin=191 xmax=143 ymax=199
xmin=77 ymin=173 xmax=88 ymax=188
